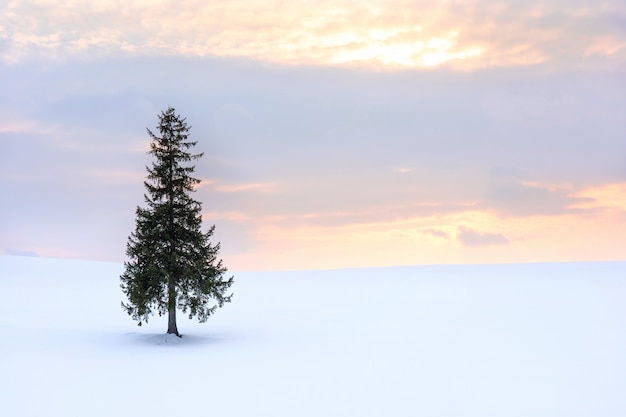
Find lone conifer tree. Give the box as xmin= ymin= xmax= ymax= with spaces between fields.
xmin=121 ymin=107 xmax=233 ymax=336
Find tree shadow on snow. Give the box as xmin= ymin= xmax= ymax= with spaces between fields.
xmin=123 ymin=332 xmax=231 ymax=347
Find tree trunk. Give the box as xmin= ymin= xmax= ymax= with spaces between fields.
xmin=167 ymin=277 xmax=180 ymax=336
xmin=167 ymin=307 xmax=179 ymax=336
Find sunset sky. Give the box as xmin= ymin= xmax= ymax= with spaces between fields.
xmin=1 ymin=0 xmax=625 ymax=271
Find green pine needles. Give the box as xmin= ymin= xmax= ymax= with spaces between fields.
xmin=120 ymin=107 xmax=233 ymax=336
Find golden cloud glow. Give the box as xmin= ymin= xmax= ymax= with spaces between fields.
xmin=3 ymin=0 xmax=625 ymax=69
xmin=570 ymin=183 xmax=626 ymax=212
xmin=225 ymin=205 xmax=626 ymax=271
xmin=217 ymin=182 xmax=626 ymax=271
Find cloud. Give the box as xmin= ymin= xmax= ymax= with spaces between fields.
xmin=1 ymin=41 xmax=625 ymax=269
xmin=483 ymin=180 xmax=594 ymax=217
xmin=421 ymin=229 xmax=449 ymax=239
xmin=2 ymin=0 xmax=625 ymax=69
xmin=2 ymin=248 xmax=39 ymax=257
xmin=214 ymin=182 xmax=277 ymax=193
xmin=571 ymin=183 xmax=626 ymax=213
xmin=457 ymin=226 xmax=509 ymax=247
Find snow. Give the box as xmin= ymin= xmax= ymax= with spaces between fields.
xmin=1 ymin=256 xmax=625 ymax=416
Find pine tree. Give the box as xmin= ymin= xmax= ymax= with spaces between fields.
xmin=120 ymin=107 xmax=233 ymax=337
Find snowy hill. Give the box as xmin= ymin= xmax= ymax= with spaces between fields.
xmin=1 ymin=256 xmax=625 ymax=416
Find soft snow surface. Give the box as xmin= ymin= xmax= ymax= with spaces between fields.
xmin=1 ymin=256 xmax=625 ymax=417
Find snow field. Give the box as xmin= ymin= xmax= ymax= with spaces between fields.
xmin=1 ymin=256 xmax=625 ymax=416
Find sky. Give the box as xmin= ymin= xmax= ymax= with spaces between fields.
xmin=1 ymin=0 xmax=625 ymax=271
